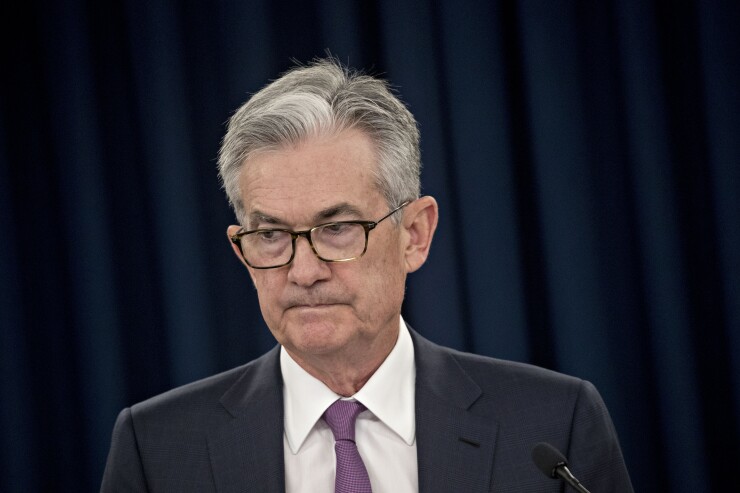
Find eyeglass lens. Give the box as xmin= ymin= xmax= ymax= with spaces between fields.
xmin=240 ymin=222 xmax=367 ymax=267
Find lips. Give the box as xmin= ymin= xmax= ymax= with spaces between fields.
xmin=289 ymin=303 xmax=341 ymax=310
xmin=284 ymin=296 xmax=347 ymax=309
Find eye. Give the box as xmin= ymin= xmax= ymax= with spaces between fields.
xmin=255 ymin=230 xmax=282 ymax=242
xmin=323 ymin=223 xmax=353 ymax=235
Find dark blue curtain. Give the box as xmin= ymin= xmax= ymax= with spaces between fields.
xmin=2 ymin=1 xmax=738 ymax=491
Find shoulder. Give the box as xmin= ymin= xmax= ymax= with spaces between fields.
xmin=128 ymin=345 xmax=281 ymax=424
xmin=102 ymin=346 xmax=284 ymax=490
xmin=131 ymin=363 xmax=244 ymax=416
xmin=409 ymin=327 xmax=633 ymax=491
xmin=410 ymin=328 xmax=596 ymax=417
xmin=411 ymin=328 xmax=582 ymax=389
xmin=447 ymin=345 xmax=583 ymax=394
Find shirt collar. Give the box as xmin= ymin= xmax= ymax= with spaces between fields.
xmin=281 ymin=316 xmax=416 ymax=454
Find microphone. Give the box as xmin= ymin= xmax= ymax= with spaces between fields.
xmin=531 ymin=442 xmax=591 ymax=493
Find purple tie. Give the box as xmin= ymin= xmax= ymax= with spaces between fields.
xmin=323 ymin=400 xmax=373 ymax=493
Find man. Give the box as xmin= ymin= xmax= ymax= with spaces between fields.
xmin=101 ymin=57 xmax=633 ymax=492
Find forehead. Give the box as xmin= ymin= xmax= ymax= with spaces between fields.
xmin=239 ymin=129 xmax=384 ymax=223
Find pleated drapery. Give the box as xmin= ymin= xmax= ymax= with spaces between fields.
xmin=1 ymin=1 xmax=738 ymax=491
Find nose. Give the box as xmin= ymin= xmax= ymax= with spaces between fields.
xmin=286 ymin=235 xmax=331 ymax=287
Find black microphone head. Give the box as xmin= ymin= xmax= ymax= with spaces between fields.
xmin=532 ymin=442 xmax=568 ymax=478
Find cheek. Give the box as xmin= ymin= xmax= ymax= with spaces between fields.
xmin=357 ymin=248 xmax=406 ymax=308
xmin=252 ymin=275 xmax=282 ymax=315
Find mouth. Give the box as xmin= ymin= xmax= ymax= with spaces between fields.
xmin=289 ymin=303 xmax=341 ymax=310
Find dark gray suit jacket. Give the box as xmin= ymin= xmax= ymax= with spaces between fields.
xmin=101 ymin=328 xmax=633 ymax=492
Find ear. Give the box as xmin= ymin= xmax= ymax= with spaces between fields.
xmin=401 ymin=196 xmax=438 ymax=273
xmin=226 ymin=225 xmax=257 ymax=284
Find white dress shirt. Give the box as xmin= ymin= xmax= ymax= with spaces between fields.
xmin=281 ymin=316 xmax=418 ymax=493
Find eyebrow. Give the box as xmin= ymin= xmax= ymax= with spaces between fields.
xmin=315 ymin=202 xmax=364 ymax=221
xmin=247 ymin=202 xmax=365 ymax=229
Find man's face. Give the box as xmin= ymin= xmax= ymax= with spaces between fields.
xmin=228 ymin=129 xmax=410 ymax=365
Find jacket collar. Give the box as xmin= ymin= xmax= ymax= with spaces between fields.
xmin=410 ymin=327 xmax=499 ymax=493
xmin=209 ymin=345 xmax=285 ymax=493
xmin=205 ymin=327 xmax=498 ymax=493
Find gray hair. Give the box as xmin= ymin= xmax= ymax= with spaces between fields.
xmin=217 ymin=57 xmax=421 ymax=224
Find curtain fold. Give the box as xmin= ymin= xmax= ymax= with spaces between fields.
xmin=1 ymin=1 xmax=737 ymax=491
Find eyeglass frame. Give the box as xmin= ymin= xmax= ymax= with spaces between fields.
xmin=229 ymin=200 xmax=413 ymax=269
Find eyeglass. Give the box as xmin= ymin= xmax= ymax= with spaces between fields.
xmin=230 ymin=200 xmax=412 ymax=269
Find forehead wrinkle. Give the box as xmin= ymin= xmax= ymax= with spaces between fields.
xmin=247 ymin=210 xmax=283 ymax=227
xmin=315 ymin=202 xmax=364 ymax=221
xmin=247 ymin=201 xmax=368 ymax=230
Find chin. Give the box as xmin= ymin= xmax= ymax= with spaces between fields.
xmin=282 ymin=318 xmax=350 ymax=354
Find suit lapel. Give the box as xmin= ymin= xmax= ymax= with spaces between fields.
xmin=411 ymin=329 xmax=498 ymax=493
xmin=208 ymin=346 xmax=285 ymax=493
xmin=204 ymin=329 xmax=499 ymax=492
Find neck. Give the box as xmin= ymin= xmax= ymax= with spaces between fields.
xmin=285 ymin=328 xmax=398 ymax=396
xmin=296 ymin=356 xmax=381 ymax=396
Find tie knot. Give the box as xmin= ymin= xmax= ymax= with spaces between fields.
xmin=323 ymin=400 xmax=366 ymax=441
